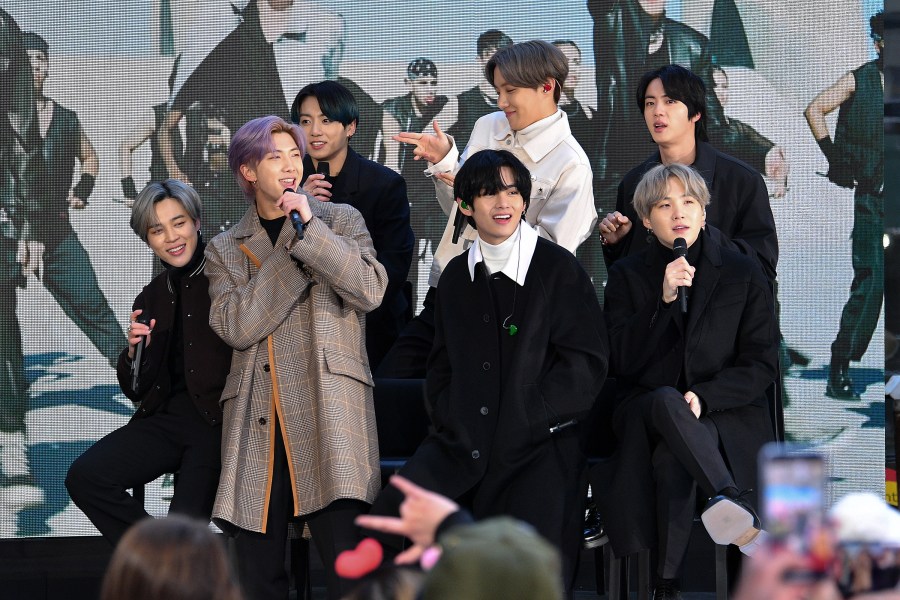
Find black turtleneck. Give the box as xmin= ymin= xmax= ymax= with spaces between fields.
xmin=164 ymin=239 xmax=205 ymax=398
xmin=260 ymin=215 xmax=286 ymax=246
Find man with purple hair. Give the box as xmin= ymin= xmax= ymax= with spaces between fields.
xmin=205 ymin=115 xmax=387 ymax=599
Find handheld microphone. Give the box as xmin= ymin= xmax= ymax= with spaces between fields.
xmin=284 ymin=188 xmax=305 ymax=240
xmin=317 ymin=161 xmax=330 ymax=177
xmin=673 ymin=237 xmax=688 ymax=314
xmin=131 ymin=316 xmax=150 ymax=391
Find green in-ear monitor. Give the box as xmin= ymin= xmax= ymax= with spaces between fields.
xmin=459 ymin=200 xmax=469 ymax=210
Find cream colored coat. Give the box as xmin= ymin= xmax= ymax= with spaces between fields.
xmin=205 ymin=201 xmax=386 ymax=533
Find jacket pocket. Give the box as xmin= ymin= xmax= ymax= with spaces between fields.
xmin=220 ymin=369 xmax=243 ymax=403
xmin=323 ymin=347 xmax=375 ymax=387
xmin=523 ymin=383 xmax=552 ymax=444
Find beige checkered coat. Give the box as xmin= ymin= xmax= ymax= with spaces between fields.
xmin=205 ymin=201 xmax=387 ymax=534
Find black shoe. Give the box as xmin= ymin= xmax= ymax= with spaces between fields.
xmin=583 ymin=501 xmax=609 ymax=549
xmin=701 ymin=493 xmax=762 ymax=548
xmin=786 ymin=347 xmax=810 ymax=368
xmin=826 ymin=358 xmax=860 ymax=400
xmin=652 ymin=578 xmax=682 ymax=600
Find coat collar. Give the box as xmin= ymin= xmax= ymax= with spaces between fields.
xmin=301 ymin=147 xmax=362 ymax=200
xmin=229 ymin=201 xmax=326 ymax=264
xmin=330 ymin=147 xmax=360 ymax=198
xmin=490 ymin=109 xmax=571 ymax=164
xmin=644 ymin=140 xmax=716 ymax=190
xmin=467 ymin=222 xmax=538 ymax=286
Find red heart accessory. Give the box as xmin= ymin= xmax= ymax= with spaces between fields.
xmin=334 ymin=537 xmax=384 ymax=579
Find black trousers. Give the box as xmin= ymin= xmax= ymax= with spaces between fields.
xmin=832 ymin=191 xmax=883 ymax=363
xmin=615 ymin=387 xmax=735 ymax=580
xmin=0 ymin=282 xmax=28 ymax=434
xmin=64 ymin=393 xmax=221 ymax=546
xmin=231 ymin=425 xmax=366 ymax=600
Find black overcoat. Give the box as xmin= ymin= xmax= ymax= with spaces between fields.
xmin=399 ymin=237 xmax=608 ymax=522
xmin=597 ymin=233 xmax=778 ymax=558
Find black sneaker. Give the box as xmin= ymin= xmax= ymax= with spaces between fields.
xmin=583 ymin=501 xmax=609 ymax=549
xmin=652 ymin=578 xmax=682 ymax=600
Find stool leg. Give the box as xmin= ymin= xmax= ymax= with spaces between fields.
xmin=715 ymin=544 xmax=729 ymax=600
xmin=594 ymin=545 xmax=606 ymax=593
xmin=638 ymin=548 xmax=651 ymax=600
xmin=606 ymin=546 xmax=629 ymax=600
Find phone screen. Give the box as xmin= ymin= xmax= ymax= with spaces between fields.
xmin=762 ymin=451 xmax=826 ymax=543
xmin=760 ymin=444 xmax=830 ymax=579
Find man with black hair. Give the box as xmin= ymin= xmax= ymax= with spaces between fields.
xmin=805 ymin=10 xmax=884 ymax=400
xmin=372 ymin=149 xmax=607 ymax=593
xmin=446 ymin=29 xmax=513 ymax=151
xmin=599 ymin=64 xmax=777 ymax=283
xmin=23 ymin=32 xmax=125 ymax=368
xmin=295 ymin=80 xmax=414 ymax=369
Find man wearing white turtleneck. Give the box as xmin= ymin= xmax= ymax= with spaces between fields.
xmin=366 ymin=150 xmax=608 ymax=594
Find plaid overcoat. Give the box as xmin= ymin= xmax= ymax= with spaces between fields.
xmin=205 ymin=200 xmax=387 ymax=533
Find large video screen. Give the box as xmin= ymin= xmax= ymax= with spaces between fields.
xmin=0 ymin=0 xmax=884 ymax=537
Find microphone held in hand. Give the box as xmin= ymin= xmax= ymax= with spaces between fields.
xmin=131 ymin=316 xmax=150 ymax=391
xmin=673 ymin=237 xmax=688 ymax=314
xmin=284 ymin=188 xmax=305 ymax=240
xmin=316 ymin=161 xmax=330 ymax=177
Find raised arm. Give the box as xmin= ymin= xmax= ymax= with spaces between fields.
xmin=205 ymin=236 xmax=315 ymax=351
xmin=159 ymin=107 xmax=190 ymax=184
xmin=287 ymin=207 xmax=388 ymax=313
xmin=805 ymin=72 xmax=855 ymax=142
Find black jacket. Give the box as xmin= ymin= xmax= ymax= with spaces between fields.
xmin=603 ymin=141 xmax=778 ymax=282
xmin=301 ymin=148 xmax=414 ymax=366
xmin=116 ymin=255 xmax=232 ymax=426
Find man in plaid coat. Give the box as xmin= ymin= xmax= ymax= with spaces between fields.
xmin=206 ymin=115 xmax=387 ymax=599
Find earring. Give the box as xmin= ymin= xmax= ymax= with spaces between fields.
xmin=543 ymin=83 xmax=552 ymax=93
xmin=250 ymin=180 xmax=258 ymax=187
xmin=646 ymin=228 xmax=655 ymax=244
xmin=460 ymin=201 xmax=469 ymax=210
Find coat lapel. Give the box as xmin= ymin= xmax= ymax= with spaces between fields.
xmin=685 ymin=237 xmax=723 ymax=357
xmin=231 ymin=205 xmax=277 ymax=275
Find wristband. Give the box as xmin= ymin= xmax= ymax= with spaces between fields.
xmin=816 ymin=136 xmax=835 ymax=162
xmin=121 ymin=176 xmax=138 ymax=199
xmin=72 ymin=173 xmax=95 ymax=202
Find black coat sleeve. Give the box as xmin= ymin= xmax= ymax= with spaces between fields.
xmin=690 ymin=265 xmax=778 ymax=411
xmin=603 ymin=260 xmax=679 ymax=380
xmin=537 ymin=255 xmax=610 ymax=423
xmin=115 ymin=288 xmax=166 ymax=402
xmin=368 ymin=172 xmax=414 ymax=312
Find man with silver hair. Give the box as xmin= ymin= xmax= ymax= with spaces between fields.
xmin=599 ymin=163 xmax=776 ymax=600
xmin=65 ymin=180 xmax=231 ymax=545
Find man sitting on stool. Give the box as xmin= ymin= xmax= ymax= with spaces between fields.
xmin=596 ymin=163 xmax=776 ymax=599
